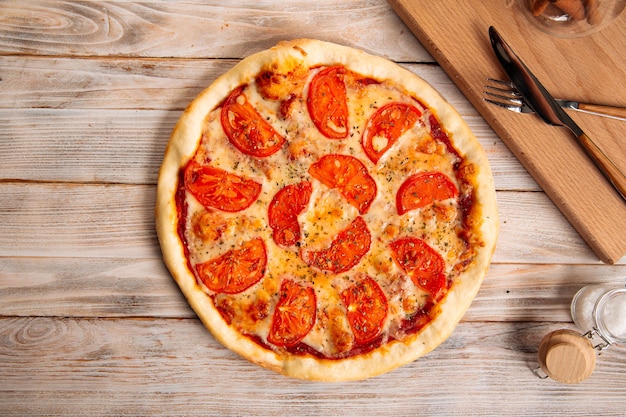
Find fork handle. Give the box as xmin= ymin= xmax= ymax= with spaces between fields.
xmin=578 ymin=133 xmax=626 ymax=201
xmin=577 ymin=103 xmax=626 ymax=120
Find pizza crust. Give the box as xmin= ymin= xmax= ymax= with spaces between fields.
xmin=156 ymin=39 xmax=498 ymax=381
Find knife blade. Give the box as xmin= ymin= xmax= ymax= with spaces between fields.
xmin=488 ymin=26 xmax=626 ymax=201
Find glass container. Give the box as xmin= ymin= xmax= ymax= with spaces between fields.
xmin=535 ymin=283 xmax=625 ymax=383
xmin=518 ymin=0 xmax=626 ymax=38
xmin=571 ymin=284 xmax=626 ymax=348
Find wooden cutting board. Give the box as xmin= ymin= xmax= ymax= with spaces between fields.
xmin=389 ymin=0 xmax=626 ymax=264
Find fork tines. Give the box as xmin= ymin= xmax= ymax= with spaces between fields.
xmin=484 ymin=78 xmax=522 ymax=102
xmin=483 ymin=78 xmax=529 ymax=113
xmin=485 ymin=78 xmax=518 ymax=91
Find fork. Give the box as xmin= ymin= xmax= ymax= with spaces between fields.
xmin=483 ymin=78 xmax=626 ymax=122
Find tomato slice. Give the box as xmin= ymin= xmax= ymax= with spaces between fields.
xmin=301 ymin=216 xmax=371 ymax=273
xmin=341 ymin=276 xmax=388 ymax=344
xmin=307 ymin=66 xmax=349 ymax=139
xmin=308 ymin=154 xmax=377 ymax=214
xmin=267 ymin=280 xmax=316 ymax=347
xmin=389 ymin=237 xmax=447 ymax=300
xmin=196 ymin=238 xmax=267 ymax=294
xmin=362 ymin=102 xmax=421 ymax=163
xmin=184 ymin=161 xmax=262 ymax=212
xmin=268 ymin=181 xmax=312 ymax=247
xmin=221 ymin=86 xmax=286 ymax=157
xmin=396 ymin=172 xmax=458 ymax=215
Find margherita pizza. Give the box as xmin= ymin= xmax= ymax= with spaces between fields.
xmin=156 ymin=39 xmax=498 ymax=381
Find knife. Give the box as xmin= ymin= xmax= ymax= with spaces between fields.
xmin=488 ymin=26 xmax=626 ymax=201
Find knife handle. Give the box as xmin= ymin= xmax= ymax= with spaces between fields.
xmin=578 ymin=133 xmax=626 ymax=201
xmin=578 ymin=103 xmax=626 ymax=120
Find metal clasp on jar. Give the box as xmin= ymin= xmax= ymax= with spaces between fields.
xmin=582 ymin=328 xmax=613 ymax=352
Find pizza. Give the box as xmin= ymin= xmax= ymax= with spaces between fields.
xmin=156 ymin=39 xmax=498 ymax=381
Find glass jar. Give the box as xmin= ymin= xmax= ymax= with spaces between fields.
xmin=535 ymin=283 xmax=625 ymax=383
xmin=518 ymin=0 xmax=626 ymax=38
xmin=571 ymin=284 xmax=626 ymax=349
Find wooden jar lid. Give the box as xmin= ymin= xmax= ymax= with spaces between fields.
xmin=538 ymin=329 xmax=596 ymax=384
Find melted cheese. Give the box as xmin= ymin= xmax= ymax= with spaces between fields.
xmin=181 ymin=65 xmax=473 ymax=359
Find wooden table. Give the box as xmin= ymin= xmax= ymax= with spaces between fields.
xmin=1 ymin=1 xmax=624 ymax=415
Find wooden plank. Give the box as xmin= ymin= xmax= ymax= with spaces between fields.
xmin=0 ymin=183 xmax=614 ymax=263
xmin=0 ymin=0 xmax=430 ymax=62
xmin=0 ymin=56 xmax=239 ymax=110
xmin=1 ymin=257 xmax=625 ymax=321
xmin=0 ymin=317 xmax=624 ymax=416
xmin=389 ymin=0 xmax=626 ymax=264
xmin=0 ymin=108 xmax=176 ymax=185
xmin=470 ymin=264 xmax=626 ymax=322
xmin=0 ymin=183 xmax=160 ymax=259
xmin=0 ymin=257 xmax=192 ymax=318
xmin=0 ymin=57 xmax=472 ymax=112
